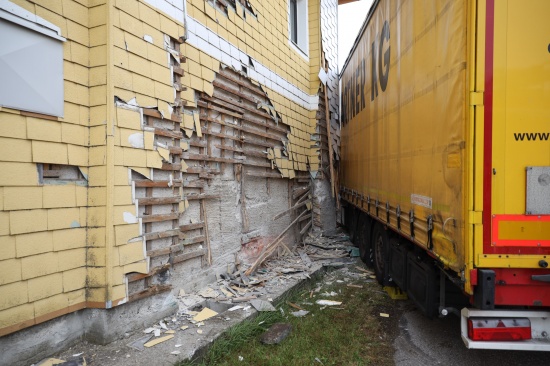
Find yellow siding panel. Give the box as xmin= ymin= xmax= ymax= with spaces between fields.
xmin=10 ymin=209 xmax=48 ymax=235
xmin=43 ymin=185 xmax=77 ymax=209
xmin=26 ymin=118 xmax=61 ymax=143
xmin=32 ymin=141 xmax=68 ymax=165
xmin=90 ymin=125 xmax=107 ymax=146
xmin=88 ymin=227 xmax=106 ymax=248
xmin=0 ymin=303 xmax=34 ymax=331
xmin=87 ymin=206 xmax=106 ymax=227
xmin=116 ymin=107 xmax=142 ymax=130
xmin=0 ymin=259 xmax=22 ymax=285
xmin=114 ymin=186 xmax=133 ymax=206
xmin=87 ymin=266 xmax=106 ymax=287
xmin=57 ymin=248 xmax=86 ymax=272
xmin=123 ymin=261 xmax=147 ymax=274
xmin=62 ymin=267 xmax=87 ymax=293
xmin=0 ymin=112 xmax=26 ymax=139
xmin=53 ymin=228 xmax=87 ymax=251
xmin=67 ymin=144 xmax=88 ymax=167
xmin=0 ymin=281 xmax=29 ymax=312
xmin=0 ymin=236 xmax=16 ymax=261
xmin=115 ymin=224 xmax=140 ymax=246
xmin=15 ymin=230 xmax=54 ymax=258
xmin=0 ymin=137 xmax=32 ymax=162
xmin=47 ymin=208 xmax=82 ymax=230
xmin=3 ymin=187 xmax=43 ymax=211
xmin=34 ymin=293 xmax=69 ymax=320
xmin=123 ymin=147 xmax=147 ymax=167
xmin=28 ymin=273 xmax=63 ymax=302
xmin=118 ymin=241 xmax=145 ymax=266
xmin=61 ymin=123 xmax=89 ymax=146
xmin=21 ymin=251 xmax=59 ymax=280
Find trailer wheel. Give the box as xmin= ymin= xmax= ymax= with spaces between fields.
xmin=357 ymin=215 xmax=373 ymax=266
xmin=373 ymin=223 xmax=389 ymax=285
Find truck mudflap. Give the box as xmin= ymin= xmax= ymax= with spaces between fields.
xmin=461 ymin=308 xmax=550 ymax=351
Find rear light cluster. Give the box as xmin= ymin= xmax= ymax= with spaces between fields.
xmin=468 ymin=318 xmax=532 ymax=341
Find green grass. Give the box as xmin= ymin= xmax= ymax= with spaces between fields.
xmin=177 ymin=266 xmax=398 ymax=366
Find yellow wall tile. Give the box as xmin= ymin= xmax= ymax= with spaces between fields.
xmin=58 ymin=248 xmax=86 ymax=271
xmin=87 ymin=266 xmax=106 ymax=287
xmin=89 ymin=146 xmax=106 ymax=166
xmin=146 ymin=150 xmax=163 ymax=168
xmin=43 ymin=185 xmax=76 ymax=209
xmin=123 ymin=147 xmax=147 ymax=167
xmin=116 ymin=107 xmax=142 ymax=130
xmin=0 ymin=236 xmax=15 ymax=261
xmin=0 ymin=281 xmax=28 ymax=311
xmin=47 ymin=208 xmax=82 ymax=230
xmin=61 ymin=121 xmax=88 ymax=146
xmin=0 ymin=112 xmax=26 ymax=139
xmin=114 ymin=166 xmax=130 ymax=185
xmin=119 ymin=11 xmax=143 ymax=37
xmin=21 ymin=251 xmax=58 ymax=280
xmin=0 ymin=137 xmax=32 ymax=162
xmin=28 ymin=273 xmax=63 ymax=302
xmin=67 ymin=288 xmax=85 ymax=306
xmin=10 ymin=209 xmax=47 ymax=235
xmin=90 ymin=125 xmax=107 ymax=146
xmin=27 ymin=118 xmax=61 ymax=142
xmin=53 ymin=228 xmax=86 ymax=251
xmin=118 ymin=241 xmax=145 ymax=266
xmin=0 ymin=259 xmax=22 ymax=285
xmin=34 ymin=292 xmax=69 ymax=319
xmin=89 ymin=4 xmax=107 ymax=27
xmin=32 ymin=141 xmax=68 ymax=165
xmin=87 ymin=206 xmax=106 ymax=227
xmin=114 ymin=186 xmax=133 ymax=206
xmin=112 ymin=284 xmax=127 ymax=300
xmin=87 ymin=248 xmax=106 ymax=267
xmin=0 ymin=302 xmax=34 ymax=331
xmin=88 ymin=227 xmax=106 ymax=248
xmin=115 ymin=224 xmax=140 ymax=246
xmin=3 ymin=187 xmax=42 ymax=211
xmin=124 ymin=261 xmax=147 ymax=275
xmin=15 ymin=231 xmax=53 ymax=258
xmin=67 ymin=144 xmax=88 ymax=166
xmin=88 ymin=166 xmax=107 ymax=187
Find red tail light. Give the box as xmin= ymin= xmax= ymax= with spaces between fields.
xmin=468 ymin=318 xmax=532 ymax=341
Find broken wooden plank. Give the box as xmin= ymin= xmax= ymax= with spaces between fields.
xmin=245 ymin=171 xmax=283 ymax=179
xmin=137 ymin=196 xmax=180 ymax=205
xmin=299 ymin=220 xmax=312 ymax=235
xmin=185 ymin=193 xmax=221 ymax=200
xmin=142 ymin=228 xmax=180 ymax=241
xmin=134 ymin=180 xmax=183 ymax=188
xmin=154 ymin=127 xmax=183 ymax=139
xmin=273 ymin=199 xmax=310 ymax=221
xmin=128 ymin=284 xmax=172 ymax=303
xmin=127 ymin=263 xmax=170 ymax=282
xmin=182 ymin=153 xmax=271 ymax=168
xmin=172 ymin=248 xmax=208 ymax=264
xmin=179 ymin=222 xmax=205 ymax=231
xmin=139 ymin=213 xmax=179 ymax=223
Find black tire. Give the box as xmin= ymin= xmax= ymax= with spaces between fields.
xmin=346 ymin=206 xmax=358 ymax=243
xmin=357 ymin=215 xmax=374 ymax=267
xmin=372 ymin=223 xmax=389 ymax=285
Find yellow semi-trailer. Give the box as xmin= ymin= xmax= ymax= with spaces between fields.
xmin=339 ymin=0 xmax=550 ymax=350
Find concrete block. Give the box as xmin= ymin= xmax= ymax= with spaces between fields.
xmin=62 ymin=267 xmax=87 ymax=293
xmin=118 ymin=241 xmax=145 ymax=266
xmin=0 ymin=235 xmax=16 ymax=261
xmin=47 ymin=208 xmax=81 ymax=230
xmin=10 ymin=209 xmax=47 ymax=235
xmin=4 ymin=187 xmax=43 ymax=210
xmin=43 ymin=185 xmax=76 ymax=208
xmin=21 ymin=251 xmax=58 ymax=280
xmin=32 ymin=141 xmax=68 ymax=165
xmin=52 ymin=228 xmax=86 ymax=251
xmin=0 ymin=137 xmax=32 ymax=162
xmin=0 ymin=258 xmax=22 ymax=285
xmin=28 ymin=273 xmax=63 ymax=302
xmin=27 ymin=118 xmax=61 ymax=142
xmin=15 ymin=231 xmax=54 ymax=258
xmin=58 ymin=248 xmax=86 ymax=272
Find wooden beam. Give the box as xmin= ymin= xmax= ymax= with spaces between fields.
xmin=128 ymin=284 xmax=171 ymax=303
xmin=172 ymin=249 xmax=208 ymax=264
xmin=137 ymin=196 xmax=180 ymax=205
xmin=139 ymin=213 xmax=179 ymax=223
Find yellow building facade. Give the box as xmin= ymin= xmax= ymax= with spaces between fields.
xmin=0 ymin=0 xmax=339 ymax=356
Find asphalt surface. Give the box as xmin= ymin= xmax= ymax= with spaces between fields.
xmin=394 ymin=306 xmax=549 ymax=366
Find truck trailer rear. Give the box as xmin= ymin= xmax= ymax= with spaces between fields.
xmin=339 ymin=0 xmax=550 ymax=350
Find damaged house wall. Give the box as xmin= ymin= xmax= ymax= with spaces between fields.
xmin=0 ymin=0 xmax=339 ymax=364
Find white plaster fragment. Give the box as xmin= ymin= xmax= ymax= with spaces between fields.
xmin=123 ymin=211 xmax=138 ymax=224
xmin=143 ymin=34 xmax=153 ymax=44
xmin=128 ymin=133 xmax=144 ymax=148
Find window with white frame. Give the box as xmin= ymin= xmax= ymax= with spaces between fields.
xmin=0 ymin=1 xmax=65 ymax=117
xmin=289 ymin=0 xmax=308 ymax=55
